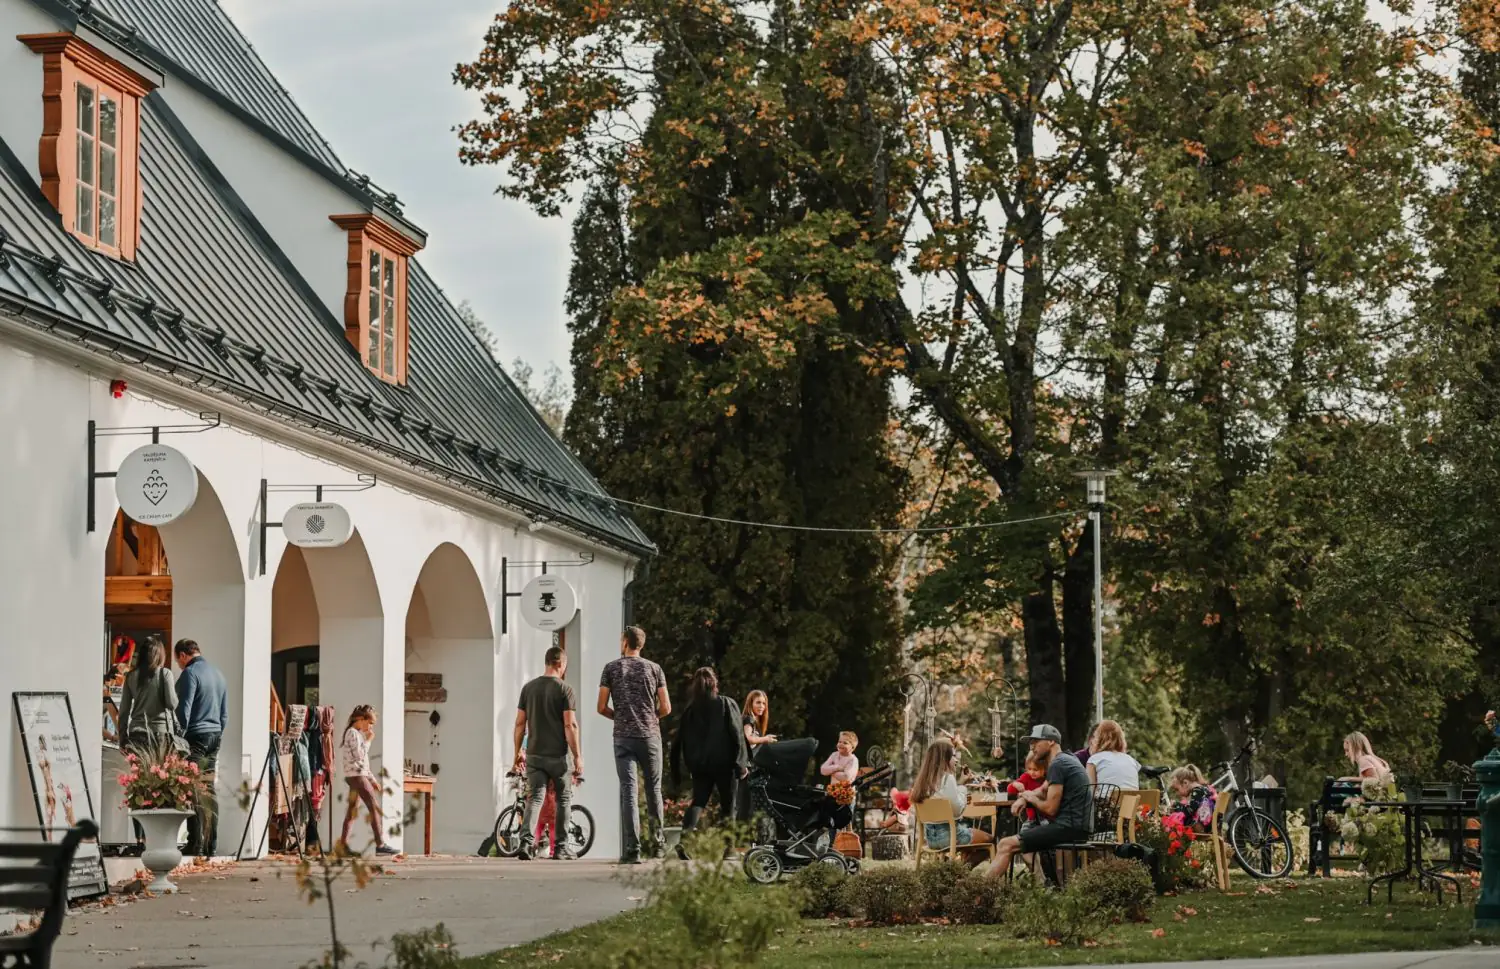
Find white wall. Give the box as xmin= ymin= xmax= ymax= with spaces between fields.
xmin=0 ymin=333 xmax=635 ymax=861
xmin=0 ymin=0 xmax=55 ymax=188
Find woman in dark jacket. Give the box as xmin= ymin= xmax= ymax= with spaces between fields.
xmin=670 ymin=667 xmax=749 ymax=840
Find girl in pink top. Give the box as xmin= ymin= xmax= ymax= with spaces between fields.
xmin=1340 ymin=731 xmax=1392 ymax=784
xmin=821 ymin=731 xmax=860 ymax=784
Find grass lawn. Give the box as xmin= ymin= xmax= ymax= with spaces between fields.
xmin=464 ymin=875 xmax=1495 ymax=968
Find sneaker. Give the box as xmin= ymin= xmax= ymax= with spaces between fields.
xmin=374 ymin=845 xmax=398 ymax=856
xmin=617 ymin=854 xmax=642 ymax=866
xmin=554 ymin=846 xmax=577 ymax=861
xmin=518 ymin=841 xmax=534 ymax=862
xmin=675 ymin=843 xmax=689 ymax=861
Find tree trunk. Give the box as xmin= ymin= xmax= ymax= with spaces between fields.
xmin=1023 ymin=575 xmax=1068 ymax=733
xmin=1061 ymin=524 xmax=1097 ymax=747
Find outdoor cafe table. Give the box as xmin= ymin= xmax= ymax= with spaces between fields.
xmin=965 ymin=791 xmax=1018 ymax=838
xmin=1360 ymin=799 xmax=1473 ymax=905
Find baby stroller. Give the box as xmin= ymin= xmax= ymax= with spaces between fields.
xmin=742 ymin=738 xmax=892 ymax=884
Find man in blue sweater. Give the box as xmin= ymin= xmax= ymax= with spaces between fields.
xmin=175 ymin=639 xmax=228 ymax=857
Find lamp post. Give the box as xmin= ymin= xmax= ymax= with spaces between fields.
xmin=1074 ymin=470 xmax=1117 ymax=725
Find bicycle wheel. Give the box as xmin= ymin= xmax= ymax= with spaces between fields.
xmin=566 ymin=805 xmax=596 ymax=858
xmin=492 ymin=805 xmax=525 ymax=858
xmin=1229 ymin=809 xmax=1293 ymax=879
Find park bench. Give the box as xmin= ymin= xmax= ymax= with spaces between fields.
xmin=0 ymin=821 xmax=98 ymax=969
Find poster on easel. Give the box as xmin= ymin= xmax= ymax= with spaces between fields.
xmin=13 ymin=692 xmax=111 ymax=900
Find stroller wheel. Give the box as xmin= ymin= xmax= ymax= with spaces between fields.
xmin=842 ymin=857 xmax=861 ymax=876
xmin=744 ymin=846 xmax=783 ymax=885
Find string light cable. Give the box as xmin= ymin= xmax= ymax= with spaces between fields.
xmin=544 ymin=479 xmax=1076 ymax=535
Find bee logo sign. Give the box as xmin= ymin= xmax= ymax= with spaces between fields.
xmin=520 ymin=574 xmax=577 ymax=631
xmin=115 ymin=444 xmax=199 ymax=525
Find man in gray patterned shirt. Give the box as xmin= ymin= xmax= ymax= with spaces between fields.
xmin=597 ymin=625 xmax=671 ymax=863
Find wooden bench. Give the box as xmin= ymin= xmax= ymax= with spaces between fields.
xmin=0 ymin=821 xmax=98 ymax=969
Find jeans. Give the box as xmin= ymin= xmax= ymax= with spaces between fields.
xmin=684 ymin=769 xmax=737 ymax=832
xmin=614 ymin=735 xmax=663 ymax=859
xmin=522 ymin=755 xmax=573 ymax=855
xmin=185 ymin=733 xmax=221 ymax=856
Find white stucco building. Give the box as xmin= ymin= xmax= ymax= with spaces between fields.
xmin=0 ymin=0 xmax=652 ymax=860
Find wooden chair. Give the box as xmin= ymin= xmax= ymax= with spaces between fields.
xmin=913 ymin=799 xmax=995 ymax=868
xmin=1115 ymin=792 xmax=1141 ymax=843
xmin=1188 ymin=790 xmax=1234 ymax=891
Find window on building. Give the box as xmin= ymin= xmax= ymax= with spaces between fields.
xmin=331 ymin=214 xmax=423 ymax=384
xmin=20 ymin=33 xmax=156 ymax=260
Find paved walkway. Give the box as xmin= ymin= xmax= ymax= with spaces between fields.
xmin=1047 ymin=951 xmax=1495 ymax=969
xmin=58 ymin=856 xmax=640 ymax=968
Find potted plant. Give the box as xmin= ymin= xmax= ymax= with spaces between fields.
xmin=118 ymin=749 xmax=205 ymax=893
xmin=659 ymin=798 xmax=691 ymax=855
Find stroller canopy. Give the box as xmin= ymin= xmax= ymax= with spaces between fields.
xmin=752 ymin=737 xmax=818 ymax=786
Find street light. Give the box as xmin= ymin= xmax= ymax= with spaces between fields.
xmin=1073 ymin=470 xmax=1118 ymax=725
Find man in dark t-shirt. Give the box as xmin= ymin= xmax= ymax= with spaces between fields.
xmin=986 ymin=724 xmax=1094 ymax=880
xmin=597 ymin=625 xmax=670 ymax=863
xmin=514 ymin=646 xmax=582 ymax=860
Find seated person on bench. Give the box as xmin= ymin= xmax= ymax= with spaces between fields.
xmin=987 ymin=724 xmax=1092 ymax=879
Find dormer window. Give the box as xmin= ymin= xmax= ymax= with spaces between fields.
xmin=20 ymin=33 xmax=156 ymax=260
xmin=330 ymin=214 xmax=423 ymax=384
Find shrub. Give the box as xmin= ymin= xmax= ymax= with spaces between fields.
xmin=789 ymin=862 xmax=850 ymax=919
xmin=583 ymin=832 xmax=797 ymax=969
xmin=1065 ymin=857 xmax=1155 ymax=923
xmin=1002 ymin=878 xmax=1106 ymax=946
xmin=941 ymin=872 xmax=1014 ymax=925
xmin=839 ymin=867 xmax=923 ymax=925
xmin=915 ymin=858 xmax=971 ymax=917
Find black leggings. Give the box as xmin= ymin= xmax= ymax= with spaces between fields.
xmin=685 ymin=770 xmax=738 ymax=830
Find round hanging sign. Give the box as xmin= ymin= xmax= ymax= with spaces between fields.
xmin=520 ymin=574 xmax=578 ymax=631
xmin=283 ymin=502 xmax=354 ymax=549
xmin=115 ymin=443 xmax=199 ymax=526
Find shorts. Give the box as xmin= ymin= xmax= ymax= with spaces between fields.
xmin=924 ymin=820 xmax=977 ymax=850
xmin=1017 ymin=823 xmax=1089 ymax=853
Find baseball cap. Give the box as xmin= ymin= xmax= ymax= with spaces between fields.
xmin=1023 ymin=724 xmax=1063 ymax=743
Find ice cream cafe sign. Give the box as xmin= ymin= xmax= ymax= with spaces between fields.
xmin=115 ymin=444 xmax=199 ymax=526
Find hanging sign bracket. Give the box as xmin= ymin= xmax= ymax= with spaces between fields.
xmin=87 ymin=413 xmax=220 ymax=531
xmin=258 ymin=475 xmax=376 ymax=574
xmin=500 ymin=552 xmax=594 ymax=634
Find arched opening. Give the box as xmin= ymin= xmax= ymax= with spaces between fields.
xmin=404 ymin=543 xmax=494 ymax=853
xmin=101 ymin=472 xmax=245 ymax=855
xmin=268 ymin=533 xmax=384 ymax=853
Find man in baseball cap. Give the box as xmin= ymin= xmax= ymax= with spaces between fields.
xmin=987 ymin=724 xmax=1093 ymax=882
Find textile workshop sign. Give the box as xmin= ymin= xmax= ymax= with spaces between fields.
xmin=12 ymin=692 xmax=110 ymax=900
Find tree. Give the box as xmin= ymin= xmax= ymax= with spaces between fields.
xmin=531 ymin=16 xmax=908 ymax=746
xmin=509 ymin=358 xmax=571 ymax=435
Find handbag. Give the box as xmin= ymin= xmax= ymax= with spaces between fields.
xmin=164 ymin=669 xmax=191 ymax=757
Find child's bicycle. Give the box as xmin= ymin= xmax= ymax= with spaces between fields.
xmin=1140 ymin=740 xmax=1293 ymax=879
xmin=481 ymin=770 xmax=595 ymax=858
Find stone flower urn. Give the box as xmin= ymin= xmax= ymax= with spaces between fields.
xmin=132 ymin=808 xmax=191 ymax=893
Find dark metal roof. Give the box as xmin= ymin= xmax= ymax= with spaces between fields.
xmin=0 ymin=97 xmax=653 ymax=556
xmin=44 ymin=0 xmax=346 ymax=175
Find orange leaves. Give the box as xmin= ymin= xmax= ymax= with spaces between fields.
xmin=1183 ymin=140 xmax=1209 ymax=163
xmin=1253 ymin=120 xmax=1285 ymax=148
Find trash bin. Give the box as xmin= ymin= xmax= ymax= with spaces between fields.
xmin=1245 ymin=787 xmax=1286 ymax=828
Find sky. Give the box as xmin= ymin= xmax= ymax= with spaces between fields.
xmin=219 ymin=0 xmax=576 ymax=377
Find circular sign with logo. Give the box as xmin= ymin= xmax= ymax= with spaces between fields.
xmin=520 ymin=574 xmax=578 ymax=631
xmin=283 ymin=502 xmax=354 ymax=549
xmin=115 ymin=444 xmax=199 ymax=526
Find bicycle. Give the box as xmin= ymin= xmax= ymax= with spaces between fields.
xmin=485 ymin=770 xmax=595 ymax=859
xmin=1140 ymin=741 xmax=1293 ymax=880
